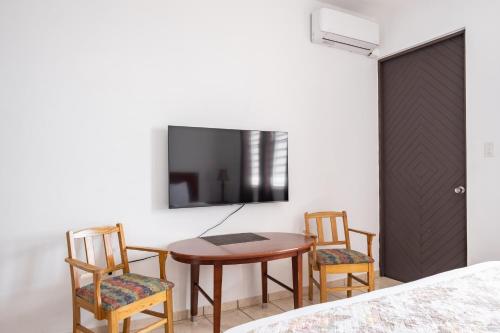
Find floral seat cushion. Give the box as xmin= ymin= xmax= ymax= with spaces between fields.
xmin=76 ymin=273 xmax=173 ymax=311
xmin=316 ymin=248 xmax=374 ymax=265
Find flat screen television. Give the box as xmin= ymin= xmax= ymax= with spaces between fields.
xmin=168 ymin=126 xmax=288 ymax=208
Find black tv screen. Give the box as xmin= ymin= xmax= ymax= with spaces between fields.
xmin=168 ymin=126 xmax=288 ymax=208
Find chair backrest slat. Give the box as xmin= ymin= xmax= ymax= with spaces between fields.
xmin=330 ymin=216 xmax=339 ymax=242
xmin=316 ymin=217 xmax=324 ymax=243
xmin=84 ymin=236 xmax=96 ymax=265
xmin=102 ymin=234 xmax=116 ymax=268
xmin=304 ymin=211 xmax=351 ymax=248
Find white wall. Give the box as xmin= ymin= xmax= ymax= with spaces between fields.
xmin=463 ymin=0 xmax=500 ymax=264
xmin=0 ymin=0 xmax=379 ymax=331
xmin=371 ymin=0 xmax=466 ymax=57
xmin=362 ymin=0 xmax=500 ymax=265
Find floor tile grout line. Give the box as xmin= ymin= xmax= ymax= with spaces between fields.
xmin=239 ymin=302 xmax=285 ymax=320
xmin=240 ymin=306 xmax=260 ymax=320
xmin=203 ymin=309 xmax=254 ymax=325
xmin=239 ymin=308 xmax=257 ymax=321
xmin=269 ymin=299 xmax=290 ymax=312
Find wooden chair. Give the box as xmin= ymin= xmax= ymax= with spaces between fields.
xmin=65 ymin=223 xmax=174 ymax=333
xmin=304 ymin=211 xmax=376 ymax=303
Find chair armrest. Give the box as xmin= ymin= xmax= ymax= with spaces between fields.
xmin=303 ymin=229 xmax=318 ymax=237
xmin=126 ymin=245 xmax=169 ymax=255
xmin=303 ymin=230 xmax=318 ymax=244
xmin=348 ymin=228 xmax=376 ymax=237
xmin=348 ymin=228 xmax=376 ymax=258
xmin=65 ymin=258 xmax=104 ymax=274
xmin=303 ymin=231 xmax=318 ymax=263
xmin=126 ymin=246 xmax=169 ymax=279
xmin=65 ymin=257 xmax=105 ymax=315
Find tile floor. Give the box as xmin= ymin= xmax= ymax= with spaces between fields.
xmin=144 ymin=276 xmax=402 ymax=333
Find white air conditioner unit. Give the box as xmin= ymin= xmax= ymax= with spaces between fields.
xmin=311 ymin=8 xmax=379 ymax=56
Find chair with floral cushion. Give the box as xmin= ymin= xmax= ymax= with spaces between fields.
xmin=65 ymin=223 xmax=174 ymax=333
xmin=304 ymin=211 xmax=376 ymax=303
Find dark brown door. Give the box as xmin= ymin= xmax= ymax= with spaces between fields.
xmin=379 ymin=32 xmax=466 ymax=282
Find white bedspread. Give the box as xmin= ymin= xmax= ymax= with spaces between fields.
xmin=227 ymin=262 xmax=500 ymax=333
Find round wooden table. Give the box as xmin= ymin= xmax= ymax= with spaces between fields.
xmin=168 ymin=232 xmax=314 ymax=333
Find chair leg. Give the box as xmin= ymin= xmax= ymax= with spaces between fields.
xmin=72 ymin=304 xmax=81 ymax=333
xmin=107 ymin=312 xmax=119 ymax=333
xmin=319 ymin=266 xmax=327 ymax=303
xmin=123 ymin=318 xmax=130 ymax=333
xmin=308 ymin=264 xmax=313 ymax=301
xmin=164 ymin=288 xmax=174 ymax=333
xmin=368 ymin=263 xmax=375 ymax=292
xmin=347 ymin=273 xmax=353 ymax=298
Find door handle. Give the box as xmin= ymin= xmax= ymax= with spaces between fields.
xmin=454 ymin=186 xmax=466 ymax=194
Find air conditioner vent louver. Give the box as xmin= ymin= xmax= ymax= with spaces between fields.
xmin=322 ymin=38 xmax=372 ymax=51
xmin=312 ymin=8 xmax=379 ymax=57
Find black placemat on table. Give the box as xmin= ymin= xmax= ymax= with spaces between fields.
xmin=201 ymin=233 xmax=269 ymax=246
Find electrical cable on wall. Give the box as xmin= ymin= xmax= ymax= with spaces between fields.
xmin=128 ymin=204 xmax=245 ymax=263
xmin=197 ymin=203 xmax=245 ymax=238
xmin=128 ymin=254 xmax=159 ymax=264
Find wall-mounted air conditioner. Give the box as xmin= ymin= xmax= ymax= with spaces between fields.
xmin=311 ymin=8 xmax=379 ymax=56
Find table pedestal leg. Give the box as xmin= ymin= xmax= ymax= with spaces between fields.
xmin=292 ymin=253 xmax=303 ymax=309
xmin=190 ymin=264 xmax=200 ymax=320
xmin=213 ymin=264 xmax=223 ymax=333
xmin=261 ymin=261 xmax=268 ymax=303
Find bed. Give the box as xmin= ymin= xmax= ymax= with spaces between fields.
xmin=227 ymin=262 xmax=500 ymax=333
